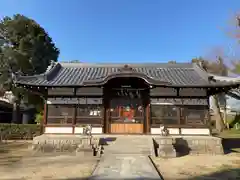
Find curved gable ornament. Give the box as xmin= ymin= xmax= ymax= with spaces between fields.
xmin=118 ymin=64 xmax=136 ymax=73
xmin=83 ymin=64 xmax=171 ymax=86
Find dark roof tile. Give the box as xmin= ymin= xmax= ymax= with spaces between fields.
xmin=14 ymin=62 xmax=239 ymax=87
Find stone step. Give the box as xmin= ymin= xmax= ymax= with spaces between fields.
xmin=103 ymin=136 xmax=154 ymax=156
xmin=104 ymin=147 xmax=151 ymax=152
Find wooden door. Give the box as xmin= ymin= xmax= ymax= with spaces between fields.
xmin=109 ymin=108 xmax=144 ymax=134
xmin=110 ymin=123 xmax=143 ymax=133
xmin=109 ymin=98 xmax=145 ymax=134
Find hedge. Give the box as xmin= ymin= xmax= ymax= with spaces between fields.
xmin=0 ymin=123 xmax=41 ymax=140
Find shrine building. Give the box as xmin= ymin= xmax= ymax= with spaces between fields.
xmin=13 ymin=62 xmax=240 ymax=135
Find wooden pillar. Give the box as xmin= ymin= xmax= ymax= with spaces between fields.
xmin=179 ymin=107 xmax=185 ymax=125
xmin=72 ymin=105 xmax=77 ymax=134
xmin=179 ymin=107 xmax=183 ymax=135
xmin=41 ymin=102 xmax=47 ymax=134
xmin=145 ymin=103 xmax=150 ymax=134
xmin=207 ymin=96 xmax=212 ymax=135
xmin=43 ymin=103 xmax=47 ymax=125
xmin=72 ymin=87 xmax=77 ymax=134
xmin=104 ymin=95 xmax=110 ymax=134
xmin=105 ymin=108 xmax=109 ymax=133
xmin=103 ymin=88 xmax=110 ymax=134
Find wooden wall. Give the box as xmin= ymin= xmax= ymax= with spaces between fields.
xmin=44 ymin=86 xmax=210 ymax=134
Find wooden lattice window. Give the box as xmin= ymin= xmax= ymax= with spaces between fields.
xmin=76 ymin=104 xmax=103 ymax=124
xmin=151 ymin=105 xmax=179 ymax=125
xmin=182 ymin=106 xmax=208 ymax=125
xmin=47 ymin=105 xmax=74 ymax=124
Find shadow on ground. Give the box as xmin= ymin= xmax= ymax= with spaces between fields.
xmin=222 ymin=137 xmax=240 ymax=154
xmin=52 ymin=178 xmax=162 ymax=180
xmin=98 ymin=137 xmax=117 ymax=146
xmin=178 ymin=168 xmax=240 ymax=180
xmin=41 ymin=168 xmax=240 ymax=180
xmin=173 ymin=138 xmax=191 ymax=157
xmin=173 ymin=137 xmax=240 ymax=157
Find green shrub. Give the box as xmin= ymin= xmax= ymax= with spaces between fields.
xmin=0 ymin=123 xmax=41 ymax=141
xmin=228 ymin=114 xmax=240 ymax=128
xmin=35 ymin=112 xmax=43 ymax=124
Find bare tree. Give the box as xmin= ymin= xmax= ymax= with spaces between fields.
xmin=192 ymin=57 xmax=227 ymax=132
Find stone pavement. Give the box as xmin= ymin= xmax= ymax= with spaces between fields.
xmin=90 ymin=154 xmax=161 ymax=179
xmin=103 ymin=135 xmax=155 ymax=155
xmin=90 ymin=136 xmax=161 ymax=179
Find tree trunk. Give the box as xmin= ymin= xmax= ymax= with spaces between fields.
xmin=213 ymin=95 xmax=226 ymax=132
xmin=222 ymin=94 xmax=229 ymax=129
xmin=224 ymin=106 xmax=229 ymax=129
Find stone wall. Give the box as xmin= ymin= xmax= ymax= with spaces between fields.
xmin=32 ymin=134 xmax=99 ymax=153
xmin=154 ymin=136 xmax=224 ymax=157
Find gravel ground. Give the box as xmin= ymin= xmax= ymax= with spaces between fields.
xmin=152 ymin=153 xmax=240 ymax=180
xmin=1 ymin=141 xmax=240 ymax=180
xmin=0 ymin=142 xmax=99 ymax=180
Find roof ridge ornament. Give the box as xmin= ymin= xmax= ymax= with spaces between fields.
xmin=118 ymin=64 xmax=136 ymax=73
xmin=46 ymin=60 xmax=56 ymax=72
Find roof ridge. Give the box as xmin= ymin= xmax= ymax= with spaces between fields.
xmin=60 ymin=62 xmax=194 ymax=68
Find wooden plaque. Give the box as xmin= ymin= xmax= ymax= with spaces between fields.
xmin=179 ymin=88 xmax=207 ymax=97
xmin=48 ymin=88 xmax=74 ymax=95
xmin=76 ymin=87 xmax=103 ymax=96
xmin=151 ymin=98 xmax=208 ymax=105
xmin=150 ymin=87 xmax=177 ymax=96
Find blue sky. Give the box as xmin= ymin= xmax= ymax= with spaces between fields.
xmin=0 ymin=0 xmax=239 ymax=63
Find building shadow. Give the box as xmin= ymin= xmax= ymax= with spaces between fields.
xmin=98 ymin=137 xmax=117 ymax=146
xmin=2 ymin=169 xmax=240 ymax=180
xmin=87 ymin=168 xmax=240 ymax=180
xmin=173 ymin=138 xmax=191 ymax=157
xmin=177 ymin=168 xmax=240 ymax=180
xmin=152 ymin=138 xmax=159 ymax=157
xmin=51 ymin=177 xmax=162 ymax=180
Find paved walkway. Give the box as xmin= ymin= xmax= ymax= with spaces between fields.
xmin=90 ymin=154 xmax=161 ymax=179
xmin=103 ymin=135 xmax=154 ymax=155
xmin=90 ymin=136 xmax=161 ymax=179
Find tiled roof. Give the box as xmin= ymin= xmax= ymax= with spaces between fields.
xmin=208 ymin=74 xmax=240 ymax=98
xmin=228 ymin=89 xmax=240 ymax=99
xmin=13 ymin=62 xmax=240 ymax=88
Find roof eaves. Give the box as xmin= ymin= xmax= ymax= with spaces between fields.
xmin=168 ymin=81 xmax=240 ymax=88
xmin=14 ymin=62 xmax=62 ymax=84
xmin=209 ymin=73 xmax=240 ymax=82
